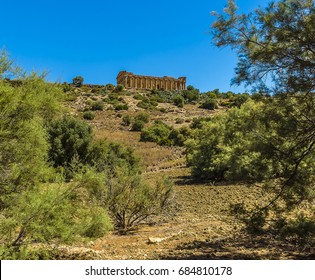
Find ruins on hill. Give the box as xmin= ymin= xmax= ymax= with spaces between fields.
xmin=116 ymin=71 xmax=186 ymax=91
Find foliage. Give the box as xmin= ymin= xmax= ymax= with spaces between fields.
xmin=114 ymin=103 xmax=128 ymax=111
xmin=90 ymin=100 xmax=104 ymax=111
xmin=83 ymin=111 xmax=95 ymax=120
xmin=87 ymin=139 xmax=141 ymax=175
xmin=173 ymin=95 xmax=185 ymax=108
xmin=107 ymin=173 xmax=174 ymax=232
xmin=190 ymin=116 xmax=212 ymax=129
xmin=137 ymin=98 xmax=158 ymax=110
xmin=134 ymin=112 xmax=150 ymax=123
xmin=200 ymin=98 xmax=218 ymax=110
xmin=122 ymin=114 xmax=132 ymax=126
xmin=72 ymin=76 xmax=84 ymax=87
xmin=182 ymin=86 xmax=200 ymax=103
xmin=231 ymin=93 xmax=250 ymax=108
xmin=106 ymin=84 xmax=115 ymax=91
xmin=131 ymin=119 xmax=145 ymax=131
xmin=115 ymin=84 xmax=124 ymax=92
xmin=212 ymin=0 xmax=315 ymax=95
xmin=80 ymin=144 xmax=173 ymax=232
xmin=47 ymin=116 xmax=93 ymax=172
xmin=140 ymin=121 xmax=173 ymax=145
xmin=140 ymin=121 xmax=190 ymax=146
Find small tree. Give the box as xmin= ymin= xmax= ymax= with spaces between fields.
xmin=47 ymin=116 xmax=93 ymax=171
xmin=122 ymin=114 xmax=132 ymax=126
xmin=107 ymin=172 xmax=174 ymax=232
xmin=72 ymin=76 xmax=84 ymax=87
xmin=115 ymin=84 xmax=124 ymax=92
xmin=134 ymin=112 xmax=149 ymax=123
xmin=91 ymin=100 xmax=104 ymax=111
xmin=200 ymin=98 xmax=218 ymax=110
xmin=131 ymin=119 xmax=145 ymax=131
xmin=173 ymin=95 xmax=185 ymax=108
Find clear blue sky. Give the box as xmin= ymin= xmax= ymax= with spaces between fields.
xmin=0 ymin=0 xmax=269 ymax=92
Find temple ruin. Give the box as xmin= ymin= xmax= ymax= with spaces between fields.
xmin=116 ymin=71 xmax=186 ymax=91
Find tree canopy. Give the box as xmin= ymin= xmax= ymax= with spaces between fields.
xmin=212 ymin=0 xmax=315 ymax=95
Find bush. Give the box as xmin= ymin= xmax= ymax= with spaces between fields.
xmin=115 ymin=104 xmax=128 ymax=111
xmin=83 ymin=209 xmax=113 ymax=238
xmin=106 ymin=84 xmax=115 ymax=91
xmin=122 ymin=114 xmax=132 ymax=126
xmin=140 ymin=121 xmax=173 ymax=145
xmin=115 ymin=84 xmax=124 ymax=92
xmin=47 ymin=116 xmax=93 ymax=170
xmin=133 ymin=93 xmax=145 ymax=100
xmin=107 ymin=174 xmax=174 ymax=232
xmin=190 ymin=117 xmax=212 ymax=129
xmin=72 ymin=76 xmax=84 ymax=87
xmin=83 ymin=111 xmax=95 ymax=120
xmin=62 ymin=82 xmax=72 ymax=93
xmin=200 ymin=98 xmax=218 ymax=110
xmin=135 ymin=112 xmax=149 ymax=123
xmin=91 ymin=100 xmax=104 ymax=111
xmin=131 ymin=119 xmax=145 ymax=131
xmin=173 ymin=95 xmax=185 ymax=108
xmin=137 ymin=100 xmax=157 ymax=110
xmin=175 ymin=118 xmax=185 ymax=124
xmin=182 ymin=87 xmax=200 ymax=103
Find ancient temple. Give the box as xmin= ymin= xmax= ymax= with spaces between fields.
xmin=116 ymin=71 xmax=186 ymax=91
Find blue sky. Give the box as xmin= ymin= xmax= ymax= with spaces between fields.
xmin=0 ymin=0 xmax=269 ymax=92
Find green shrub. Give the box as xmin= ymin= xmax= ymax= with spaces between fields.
xmin=115 ymin=84 xmax=124 ymax=92
xmin=173 ymin=95 xmax=185 ymax=108
xmin=72 ymin=76 xmax=84 ymax=87
xmin=83 ymin=208 xmax=113 ymax=238
xmin=107 ymin=173 xmax=174 ymax=232
xmin=83 ymin=111 xmax=95 ymax=120
xmin=62 ymin=82 xmax=72 ymax=93
xmin=133 ymin=93 xmax=145 ymax=100
xmin=87 ymin=140 xmax=140 ymax=175
xmin=106 ymin=84 xmax=115 ymax=91
xmin=220 ymin=101 xmax=232 ymax=107
xmin=135 ymin=112 xmax=149 ymax=123
xmin=200 ymin=98 xmax=218 ymax=110
xmin=140 ymin=121 xmax=173 ymax=145
xmin=182 ymin=87 xmax=200 ymax=103
xmin=190 ymin=116 xmax=212 ymax=129
xmin=91 ymin=100 xmax=104 ymax=111
xmin=230 ymin=94 xmax=250 ymax=108
xmin=47 ymin=116 xmax=93 ymax=170
xmin=175 ymin=118 xmax=184 ymax=124
xmin=136 ymin=95 xmax=158 ymax=110
xmin=115 ymin=104 xmax=128 ymax=111
xmin=122 ymin=114 xmax=132 ymax=126
xmin=131 ymin=119 xmax=145 ymax=131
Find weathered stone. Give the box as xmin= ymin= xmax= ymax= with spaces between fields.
xmin=147 ymin=237 xmax=165 ymax=244
xmin=117 ymin=71 xmax=186 ymax=91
